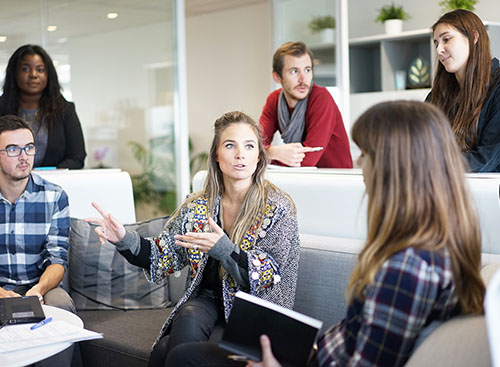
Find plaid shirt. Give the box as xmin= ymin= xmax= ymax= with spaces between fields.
xmin=315 ymin=247 xmax=460 ymax=367
xmin=0 ymin=173 xmax=69 ymax=289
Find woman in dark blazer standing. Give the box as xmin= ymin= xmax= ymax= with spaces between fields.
xmin=0 ymin=44 xmax=86 ymax=169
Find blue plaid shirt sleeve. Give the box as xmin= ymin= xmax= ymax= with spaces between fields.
xmin=41 ymin=189 xmax=70 ymax=268
xmin=316 ymin=248 xmax=454 ymax=367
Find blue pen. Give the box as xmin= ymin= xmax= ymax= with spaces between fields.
xmin=34 ymin=167 xmax=57 ymax=171
xmin=31 ymin=317 xmax=53 ymax=330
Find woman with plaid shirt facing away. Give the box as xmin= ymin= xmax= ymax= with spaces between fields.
xmin=248 ymin=101 xmax=485 ymax=367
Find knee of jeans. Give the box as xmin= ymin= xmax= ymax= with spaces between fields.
xmin=43 ymin=288 xmax=76 ymax=313
xmin=177 ymin=303 xmax=210 ymax=320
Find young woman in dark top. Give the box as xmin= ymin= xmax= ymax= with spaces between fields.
xmin=428 ymin=9 xmax=500 ymax=172
xmin=0 ymin=44 xmax=86 ymax=168
xmin=85 ymin=111 xmax=300 ymax=366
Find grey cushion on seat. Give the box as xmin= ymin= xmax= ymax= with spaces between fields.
xmin=69 ymin=217 xmax=171 ymax=310
xmin=79 ymin=308 xmax=172 ymax=367
xmin=294 ymin=234 xmax=363 ymax=332
xmin=405 ymin=315 xmax=491 ymax=367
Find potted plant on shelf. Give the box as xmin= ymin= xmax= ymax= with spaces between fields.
xmin=439 ymin=0 xmax=477 ymax=12
xmin=309 ymin=15 xmax=336 ymax=43
xmin=375 ymin=2 xmax=411 ymax=35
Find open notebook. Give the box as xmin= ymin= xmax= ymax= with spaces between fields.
xmin=219 ymin=291 xmax=323 ymax=367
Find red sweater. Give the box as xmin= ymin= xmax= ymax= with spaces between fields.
xmin=259 ymin=84 xmax=352 ymax=168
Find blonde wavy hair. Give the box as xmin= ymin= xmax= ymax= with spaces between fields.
xmin=169 ymin=111 xmax=284 ymax=245
xmin=349 ymin=101 xmax=484 ymax=314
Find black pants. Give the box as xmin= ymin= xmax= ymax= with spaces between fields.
xmin=149 ymin=296 xmax=225 ymax=367
xmin=165 ymin=342 xmax=247 ymax=367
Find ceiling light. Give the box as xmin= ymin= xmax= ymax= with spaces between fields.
xmin=47 ymin=25 xmax=57 ymax=32
xmin=0 ymin=36 xmax=7 ymax=42
xmin=107 ymin=12 xmax=118 ymax=19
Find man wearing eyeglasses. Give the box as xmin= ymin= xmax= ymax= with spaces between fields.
xmin=0 ymin=115 xmax=75 ymax=366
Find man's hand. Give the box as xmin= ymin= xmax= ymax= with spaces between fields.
xmin=267 ymin=143 xmax=318 ymax=167
xmin=25 ymin=284 xmax=44 ymax=304
xmin=0 ymin=287 xmax=21 ymax=298
xmin=246 ymin=335 xmax=282 ymax=367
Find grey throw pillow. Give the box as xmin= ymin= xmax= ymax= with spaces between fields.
xmin=69 ymin=216 xmax=171 ymax=311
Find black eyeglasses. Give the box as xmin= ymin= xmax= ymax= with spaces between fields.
xmin=0 ymin=144 xmax=37 ymax=157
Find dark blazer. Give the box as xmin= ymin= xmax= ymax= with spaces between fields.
xmin=426 ymin=58 xmax=500 ymax=172
xmin=0 ymin=97 xmax=86 ymax=169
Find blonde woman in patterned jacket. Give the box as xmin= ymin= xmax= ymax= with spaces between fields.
xmin=85 ymin=111 xmax=300 ymax=367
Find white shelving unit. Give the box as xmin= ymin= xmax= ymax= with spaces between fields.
xmin=348 ymin=22 xmax=500 ymax=123
xmin=349 ymin=28 xmax=434 ymax=93
xmin=309 ymin=42 xmax=336 ymax=87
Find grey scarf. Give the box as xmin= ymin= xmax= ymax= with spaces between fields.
xmin=277 ymin=86 xmax=311 ymax=143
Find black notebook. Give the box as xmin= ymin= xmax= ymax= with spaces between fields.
xmin=219 ymin=291 xmax=323 ymax=367
xmin=0 ymin=296 xmax=46 ymax=326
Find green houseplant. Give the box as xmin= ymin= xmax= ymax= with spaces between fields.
xmin=308 ymin=15 xmax=336 ymax=33
xmin=439 ymin=0 xmax=477 ymax=12
xmin=309 ymin=15 xmax=336 ymax=43
xmin=129 ymin=137 xmax=208 ymax=218
xmin=375 ymin=2 xmax=411 ymax=34
xmin=129 ymin=139 xmax=176 ymax=216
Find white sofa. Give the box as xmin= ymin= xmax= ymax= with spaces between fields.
xmin=193 ymin=169 xmax=500 ymax=255
xmin=33 ymin=168 xmax=136 ymax=224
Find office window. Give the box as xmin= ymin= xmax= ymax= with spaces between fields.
xmin=0 ymin=0 xmax=187 ymax=218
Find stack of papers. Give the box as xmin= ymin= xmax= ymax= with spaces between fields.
xmin=0 ymin=320 xmax=102 ymax=353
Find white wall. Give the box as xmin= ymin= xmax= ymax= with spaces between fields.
xmin=69 ymin=21 xmax=175 ymax=172
xmin=185 ymin=2 xmax=272 ymax=156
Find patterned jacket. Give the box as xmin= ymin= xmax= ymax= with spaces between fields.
xmin=146 ymin=188 xmax=300 ymax=347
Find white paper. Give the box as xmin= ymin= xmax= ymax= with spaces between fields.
xmin=0 ymin=320 xmax=102 ymax=353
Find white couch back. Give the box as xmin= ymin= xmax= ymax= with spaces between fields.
xmin=34 ymin=169 xmax=136 ymax=224
xmin=192 ymin=169 xmax=500 ymax=255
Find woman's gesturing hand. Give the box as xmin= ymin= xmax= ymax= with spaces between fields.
xmin=84 ymin=202 xmax=126 ymax=244
xmin=174 ymin=217 xmax=224 ymax=253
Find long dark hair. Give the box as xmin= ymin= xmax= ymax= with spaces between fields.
xmin=350 ymin=101 xmax=484 ymax=314
xmin=2 ymin=44 xmax=65 ymax=129
xmin=429 ymin=10 xmax=494 ymax=151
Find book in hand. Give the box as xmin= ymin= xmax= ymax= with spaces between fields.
xmin=219 ymin=291 xmax=323 ymax=367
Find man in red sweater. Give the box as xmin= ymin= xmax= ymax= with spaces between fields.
xmin=259 ymin=41 xmax=352 ymax=168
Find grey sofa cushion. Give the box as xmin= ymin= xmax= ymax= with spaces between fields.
xmin=69 ymin=217 xmax=171 ymax=310
xmin=79 ymin=308 xmax=172 ymax=367
xmin=406 ymin=315 xmax=491 ymax=367
xmin=294 ymin=234 xmax=363 ymax=332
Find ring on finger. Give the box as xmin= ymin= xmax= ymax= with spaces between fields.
xmin=193 ymin=244 xmax=199 ymax=251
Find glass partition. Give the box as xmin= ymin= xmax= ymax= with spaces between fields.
xmin=272 ymin=0 xmax=337 ymax=87
xmin=0 ymin=0 xmax=187 ymax=219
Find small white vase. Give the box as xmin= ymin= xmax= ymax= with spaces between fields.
xmin=384 ymin=19 xmax=403 ymax=34
xmin=319 ymin=28 xmax=335 ymax=43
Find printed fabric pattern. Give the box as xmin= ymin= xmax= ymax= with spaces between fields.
xmin=146 ymin=188 xmax=300 ymax=348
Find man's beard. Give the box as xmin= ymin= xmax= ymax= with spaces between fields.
xmin=1 ymin=162 xmax=31 ymax=181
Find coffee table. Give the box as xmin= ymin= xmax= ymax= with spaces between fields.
xmin=0 ymin=305 xmax=83 ymax=367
